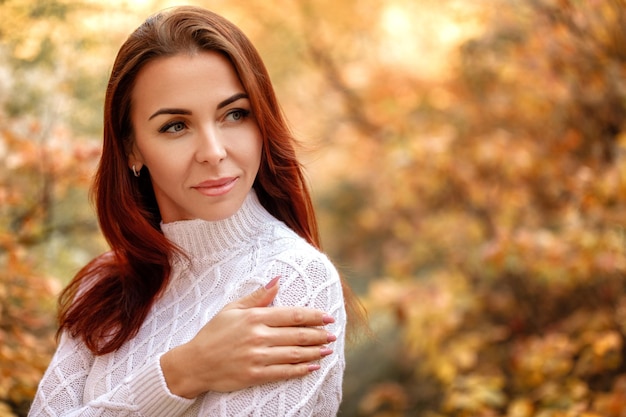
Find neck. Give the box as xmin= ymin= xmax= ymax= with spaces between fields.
xmin=160 ymin=190 xmax=277 ymax=258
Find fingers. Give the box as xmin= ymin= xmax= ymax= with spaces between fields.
xmin=226 ymin=276 xmax=281 ymax=310
xmin=262 ymin=326 xmax=336 ymax=347
xmin=243 ymin=347 xmax=333 ymax=386
xmin=260 ymin=345 xmax=334 ymax=366
xmin=257 ymin=306 xmax=335 ymax=328
xmin=224 ymin=277 xmax=336 ymax=328
xmin=244 ymin=362 xmax=323 ymax=387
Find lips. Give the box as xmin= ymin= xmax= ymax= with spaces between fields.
xmin=192 ymin=177 xmax=238 ymax=197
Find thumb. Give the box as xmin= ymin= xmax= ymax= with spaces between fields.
xmin=228 ymin=276 xmax=280 ymax=310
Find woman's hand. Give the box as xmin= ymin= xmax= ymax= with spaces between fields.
xmin=160 ymin=277 xmax=336 ymax=398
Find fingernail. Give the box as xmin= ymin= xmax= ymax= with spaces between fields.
xmin=327 ymin=333 xmax=337 ymax=343
xmin=320 ymin=347 xmax=333 ymax=356
xmin=265 ymin=276 xmax=280 ymax=289
xmin=308 ymin=364 xmax=321 ymax=372
xmin=322 ymin=314 xmax=335 ymax=324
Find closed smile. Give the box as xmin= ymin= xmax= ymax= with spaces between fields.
xmin=192 ymin=177 xmax=238 ymax=196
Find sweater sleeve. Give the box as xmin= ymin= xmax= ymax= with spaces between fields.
xmin=200 ymin=248 xmax=347 ymax=416
xmin=28 ymin=333 xmax=195 ymax=417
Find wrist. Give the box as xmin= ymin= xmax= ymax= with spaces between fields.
xmin=160 ymin=345 xmax=202 ymax=399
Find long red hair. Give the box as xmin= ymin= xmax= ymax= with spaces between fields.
xmin=59 ymin=6 xmax=362 ymax=355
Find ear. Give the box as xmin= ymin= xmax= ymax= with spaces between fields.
xmin=127 ymin=141 xmax=145 ymax=171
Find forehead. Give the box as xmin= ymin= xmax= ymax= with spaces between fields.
xmin=131 ymin=51 xmax=245 ymax=111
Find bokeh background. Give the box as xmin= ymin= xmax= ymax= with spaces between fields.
xmin=1 ymin=0 xmax=626 ymax=416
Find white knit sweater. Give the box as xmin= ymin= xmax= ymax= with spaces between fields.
xmin=29 ymin=191 xmax=346 ymax=417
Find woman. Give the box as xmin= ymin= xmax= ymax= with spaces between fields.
xmin=29 ymin=5 xmax=361 ymax=416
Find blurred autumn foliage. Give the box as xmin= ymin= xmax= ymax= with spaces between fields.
xmin=334 ymin=0 xmax=626 ymax=415
xmin=1 ymin=0 xmax=626 ymax=416
xmin=0 ymin=1 xmax=107 ymax=415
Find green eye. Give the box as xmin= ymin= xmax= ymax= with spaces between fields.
xmin=159 ymin=121 xmax=186 ymax=133
xmin=226 ymin=109 xmax=250 ymax=122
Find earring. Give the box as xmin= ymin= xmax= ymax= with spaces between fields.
xmin=132 ymin=165 xmax=140 ymax=177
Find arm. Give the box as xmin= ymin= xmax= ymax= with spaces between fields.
xmin=28 ymin=333 xmax=194 ymax=417
xmin=274 ymin=255 xmax=346 ymax=416
xmin=198 ymin=252 xmax=347 ymax=417
xmin=159 ymin=276 xmax=336 ymax=397
xmin=29 ymin=286 xmax=326 ymax=417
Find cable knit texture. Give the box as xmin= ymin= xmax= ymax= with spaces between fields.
xmin=29 ymin=191 xmax=346 ymax=417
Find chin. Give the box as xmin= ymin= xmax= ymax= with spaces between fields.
xmin=200 ymin=201 xmax=243 ymax=222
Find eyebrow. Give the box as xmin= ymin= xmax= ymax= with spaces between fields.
xmin=148 ymin=92 xmax=249 ymax=121
xmin=217 ymin=92 xmax=249 ymax=109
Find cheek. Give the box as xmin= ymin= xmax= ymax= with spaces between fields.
xmin=254 ymin=143 xmax=265 ymax=172
xmin=142 ymin=147 xmax=187 ymax=180
xmin=251 ymin=142 xmax=263 ymax=174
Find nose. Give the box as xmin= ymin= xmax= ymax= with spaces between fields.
xmin=195 ymin=126 xmax=227 ymax=165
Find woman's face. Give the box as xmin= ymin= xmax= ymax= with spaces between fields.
xmin=128 ymin=51 xmax=262 ymax=223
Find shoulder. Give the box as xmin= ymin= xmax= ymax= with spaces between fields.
xmin=256 ymin=223 xmax=343 ymax=309
xmin=262 ymin=222 xmax=338 ymax=281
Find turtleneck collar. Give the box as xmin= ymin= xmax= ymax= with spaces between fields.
xmin=160 ymin=190 xmax=277 ymax=259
